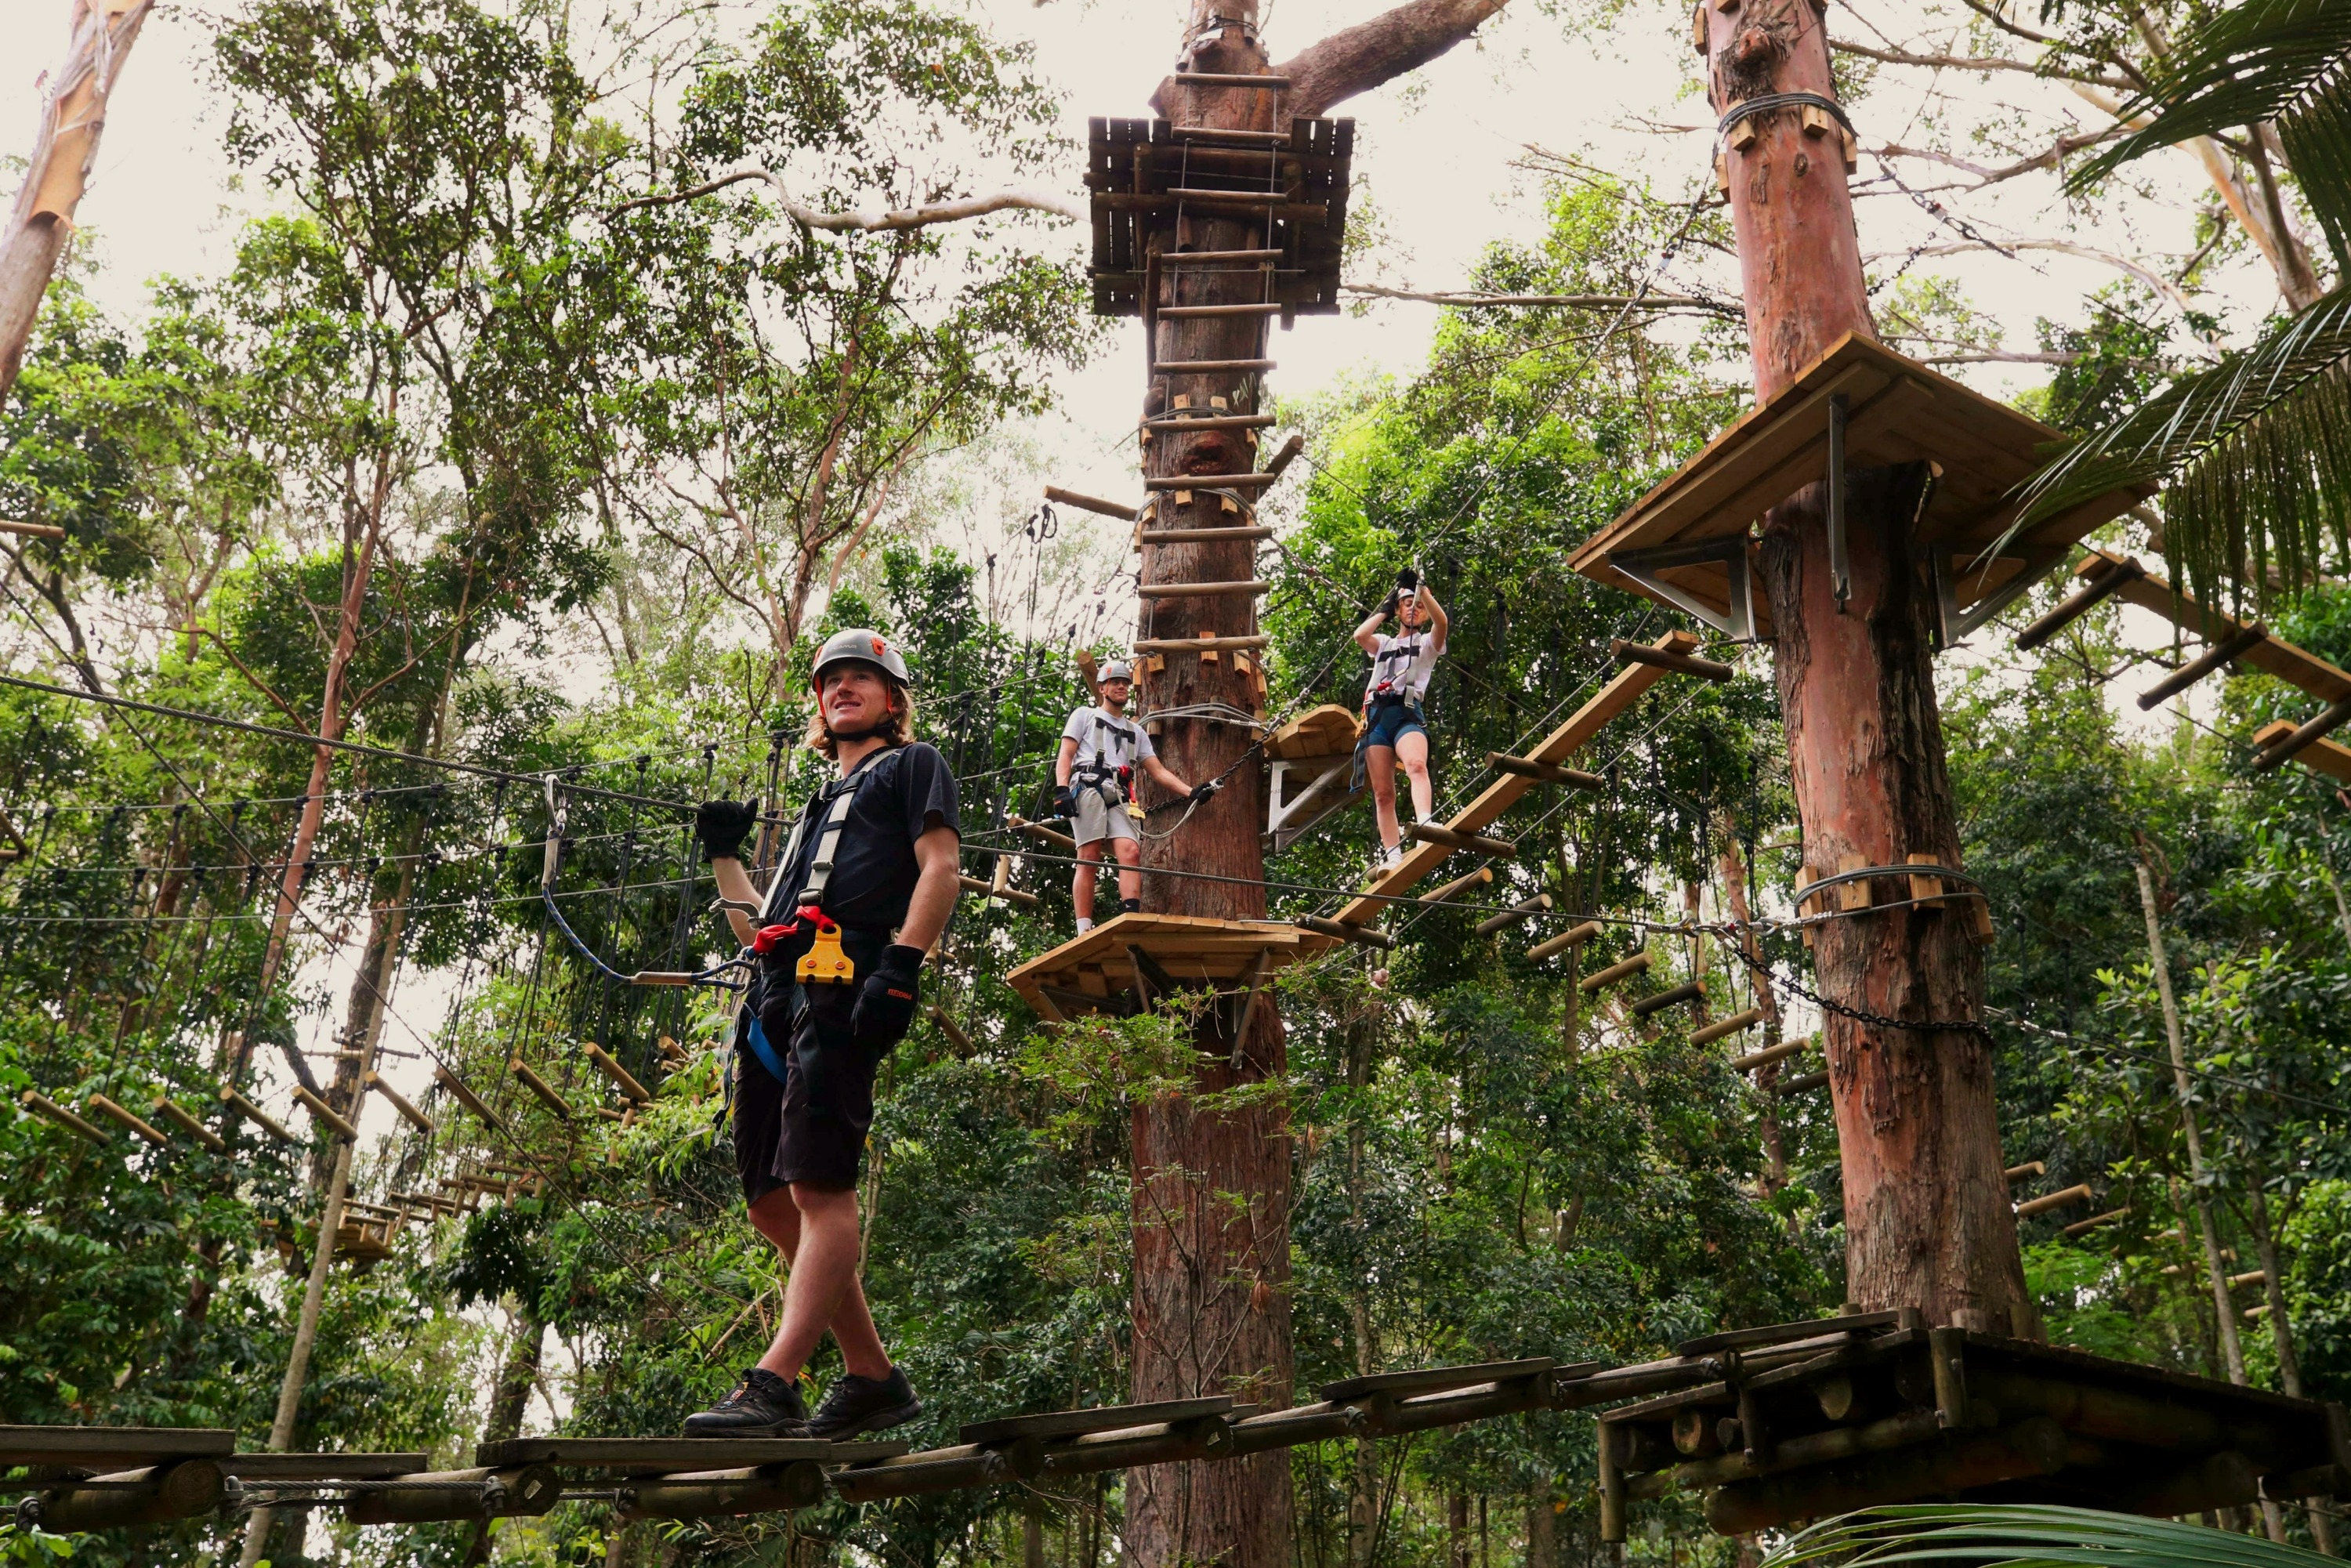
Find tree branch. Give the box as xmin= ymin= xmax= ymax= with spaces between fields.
xmin=1831 ymin=38 xmax=2135 ymax=92
xmin=609 ymin=166 xmax=1081 ymax=229
xmin=1874 ymin=123 xmax=2125 ymax=190
xmin=1259 ymin=0 xmax=1512 ymax=121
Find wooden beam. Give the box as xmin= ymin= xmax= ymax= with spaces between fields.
xmin=2085 ymin=549 xmax=2351 ymax=702
xmin=583 ymin=1042 xmax=651 ymax=1104
xmin=1486 ymin=752 xmax=1602 ymax=789
xmin=220 ymin=1085 xmax=295 ymax=1144
xmin=292 ymin=1083 xmax=358 ymax=1141
xmin=2014 ymin=1183 xmax=2093 ymax=1218
xmin=1579 ymin=953 xmax=1651 ymax=993
xmin=1136 ymin=578 xmax=1269 ymax=599
xmin=1690 ymin=1007 xmax=1764 ymax=1046
xmin=0 ymin=519 xmax=67 ymax=540
xmin=2138 ymin=622 xmax=2269 ymax=708
xmin=1527 ymin=921 xmax=1603 ymax=961
xmin=1134 ymin=635 xmax=1270 ymax=654
xmin=928 ymin=1005 xmax=974 ymax=1054
xmin=1732 ymin=1038 xmax=1807 ymax=1073
xmin=958 ymin=873 xmax=1042 ymax=909
xmin=1331 ymin=630 xmax=1700 ymax=925
xmin=1045 ymin=486 xmax=1139 ymax=521
xmin=1776 ymin=1068 xmax=1830 ymax=1095
xmin=1009 ymin=814 xmax=1076 ymax=852
xmin=1628 ymin=980 xmax=1704 ymax=1019
xmin=1297 ymin=915 xmax=1395 ymax=950
xmin=1474 ymin=893 xmax=1552 ymax=936
xmin=2254 ymin=696 xmax=2351 ymax=772
xmin=2252 ymin=721 xmax=2351 ymax=784
xmin=86 ymin=1092 xmax=167 ymax=1146
xmin=2014 ymin=554 xmax=2145 ymax=650
xmin=2001 ymin=1161 xmax=2045 ymax=1182
xmin=1141 ymin=413 xmax=1277 ymax=432
xmin=22 ymin=1088 xmax=108 ymax=1144
xmin=509 ymin=1059 xmax=573 ymax=1121
xmin=1406 ymin=821 xmax=1518 ymax=858
xmin=1610 ymin=637 xmax=1733 ymax=681
xmin=1418 ymin=864 xmax=1494 ymax=904
xmin=150 ymin=1096 xmax=226 ymax=1152
xmin=2062 ymin=1206 xmax=2129 ymax=1238
xmin=1139 ymin=525 xmax=1275 ymax=544
xmin=434 ymin=1065 xmax=513 ymax=1139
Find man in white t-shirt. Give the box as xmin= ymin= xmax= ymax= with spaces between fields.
xmin=1353 ymin=569 xmax=1450 ymax=875
xmin=1054 ymin=660 xmax=1212 ymax=932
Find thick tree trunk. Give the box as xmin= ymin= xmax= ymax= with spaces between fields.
xmin=1127 ymin=13 xmax=1295 ymax=1566
xmin=1712 ymin=0 xmax=2030 ymax=1332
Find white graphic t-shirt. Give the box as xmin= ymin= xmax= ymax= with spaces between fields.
xmin=1364 ymin=629 xmax=1445 ymax=705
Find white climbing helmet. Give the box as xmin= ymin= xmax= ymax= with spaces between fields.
xmin=1099 ymin=659 xmax=1135 ymax=684
xmin=810 ymin=628 xmax=912 ymax=689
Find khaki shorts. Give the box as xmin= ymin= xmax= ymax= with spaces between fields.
xmin=1073 ymin=785 xmax=1141 ymax=848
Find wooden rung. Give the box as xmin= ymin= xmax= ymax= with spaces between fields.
xmin=1155 ymin=359 xmax=1276 ymax=375
xmin=584 ymin=1042 xmax=652 ymax=1105
xmin=1160 ymin=303 xmax=1284 ymax=318
xmin=2061 ymin=1206 xmax=2129 ymax=1238
xmin=293 ymin=1084 xmax=358 ymax=1141
xmin=1474 ymin=893 xmax=1552 ymax=936
xmin=1407 ymin=821 xmax=1517 ymax=859
xmin=1297 ymin=915 xmax=1395 ymax=950
xmin=1610 ymin=638 xmax=1733 ymax=681
xmin=1143 ymin=414 xmax=1277 ymax=431
xmin=1139 ymin=526 xmax=1275 ymax=545
xmin=2138 ymin=622 xmax=2269 ymax=709
xmin=1137 ymin=578 xmax=1268 ymax=599
xmin=1776 ymin=1069 xmax=1830 ymax=1096
xmin=2014 ymin=1182 xmax=2094 ymax=1218
xmin=1166 ymin=187 xmax=1290 ymax=204
xmin=1418 ymin=865 xmax=1494 ymax=905
xmin=364 ymin=1072 xmax=436 ymax=1134
xmin=0 ymin=519 xmax=67 ymax=540
xmin=1135 ymin=635 xmax=1269 ymax=654
xmin=151 ymin=1097 xmax=227 ymax=1152
xmin=1145 ymin=474 xmax=1277 ymax=491
xmin=1731 ymin=1038 xmax=1807 ymax=1073
xmin=1690 ymin=1007 xmax=1765 ymax=1046
xmin=1045 ymin=486 xmax=1139 ymax=521
xmin=23 ymin=1089 xmax=110 ymax=1144
xmin=2002 ymin=1161 xmax=2045 ymax=1182
xmin=1526 ymin=921 xmax=1603 ymax=961
xmin=1628 ymin=981 xmax=1704 ymax=1019
xmin=958 ymin=873 xmax=1042 ymax=909
xmin=1169 ymin=125 xmax=1294 ymax=143
xmin=2228 ymin=1269 xmax=2269 ymax=1289
xmin=510 ymin=1058 xmax=574 ymax=1121
xmin=1172 ymin=71 xmax=1293 ymax=86
xmin=220 ymin=1085 xmax=296 ymax=1144
xmin=2254 ymin=694 xmax=2351 ymax=771
xmin=86 ymin=1092 xmax=168 ymax=1146
xmin=1578 ymin=952 xmax=1650 ymax=993
xmin=1487 ymin=752 xmax=1602 ymax=790
xmin=1162 ymin=248 xmax=1284 ymax=263
xmin=1009 ymin=814 xmax=1076 ymax=851
xmin=2014 ymin=555 xmax=2145 ymax=650
xmin=929 ymin=1006 xmax=975 ymax=1054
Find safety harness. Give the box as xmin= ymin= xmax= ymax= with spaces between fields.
xmin=1365 ymin=631 xmax=1438 ymax=710
xmin=1072 ymin=709 xmax=1147 ymax=820
xmin=734 ymin=748 xmax=892 ymax=1083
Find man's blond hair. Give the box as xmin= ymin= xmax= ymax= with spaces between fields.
xmin=804 ymin=675 xmax=916 ymax=759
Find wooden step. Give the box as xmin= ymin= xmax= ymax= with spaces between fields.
xmin=1164 ymin=248 xmax=1282 ymax=264
xmin=1407 ymin=821 xmax=1517 ymax=859
xmin=1139 ymin=525 xmax=1275 ymax=545
xmin=1418 ymin=865 xmax=1494 ymax=905
xmin=1473 ymin=893 xmax=1552 ymax=936
xmin=1172 ymin=71 xmax=1292 ymax=87
xmin=1578 ymin=952 xmax=1650 ymax=992
xmin=1298 ymin=915 xmax=1394 ymax=949
xmin=1168 ymin=186 xmax=1289 ymax=204
xmin=1134 ymin=634 xmax=1270 ymax=654
xmin=1145 ymin=472 xmax=1277 ymax=490
xmin=1045 ymin=486 xmax=1139 ymax=520
xmin=1143 ymin=413 xmax=1276 ymax=431
xmin=1136 ymin=578 xmax=1268 ymax=599
xmin=1526 ymin=921 xmax=1602 ymax=961
xmin=1154 ymin=359 xmax=1276 ymax=374
xmin=1170 ymin=125 xmax=1293 ymax=144
xmin=1610 ymin=638 xmax=1733 ymax=682
xmin=1690 ymin=1007 xmax=1765 ymax=1045
xmin=1627 ymin=981 xmax=1704 ymax=1019
xmin=1160 ymin=302 xmax=1282 ymax=318
xmin=1487 ymin=752 xmax=1603 ymax=789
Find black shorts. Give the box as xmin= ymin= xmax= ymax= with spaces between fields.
xmin=734 ymin=979 xmax=878 ymax=1202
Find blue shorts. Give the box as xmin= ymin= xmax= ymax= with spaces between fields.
xmin=1360 ymin=701 xmax=1426 ymax=751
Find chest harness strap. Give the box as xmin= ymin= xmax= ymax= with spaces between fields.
xmin=749 ymin=748 xmax=890 ymax=987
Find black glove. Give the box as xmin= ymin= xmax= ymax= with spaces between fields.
xmin=852 ymin=944 xmax=924 ymax=1048
xmin=697 ymin=798 xmax=759 ymax=863
xmin=1189 ymin=779 xmax=1219 ymax=802
xmin=1396 ymin=567 xmax=1418 ymax=594
xmin=1054 ymin=784 xmax=1079 ymax=817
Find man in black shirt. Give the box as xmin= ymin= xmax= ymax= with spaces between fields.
xmin=688 ymin=628 xmax=961 ymax=1440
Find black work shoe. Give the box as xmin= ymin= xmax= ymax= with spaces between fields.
xmin=804 ymin=1367 xmax=923 ymax=1440
xmin=684 ymin=1366 xmax=810 ymax=1437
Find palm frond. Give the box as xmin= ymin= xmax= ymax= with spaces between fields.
xmin=2009 ymin=284 xmax=2351 ymax=617
xmin=2065 ymin=0 xmax=2351 ymax=265
xmin=1763 ymin=1505 xmax=2332 ymax=1568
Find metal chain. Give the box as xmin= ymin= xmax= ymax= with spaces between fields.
xmin=1727 ymin=939 xmax=1992 ymax=1037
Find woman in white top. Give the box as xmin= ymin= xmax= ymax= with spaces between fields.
xmin=1352 ymin=568 xmax=1449 ymax=874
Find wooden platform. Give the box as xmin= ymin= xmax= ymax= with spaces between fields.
xmin=1085 ymin=118 xmax=1353 ymax=320
xmin=1567 ymin=335 xmax=2150 ymax=640
xmin=1264 ymin=703 xmax=1363 ymax=853
xmin=1598 ymin=1321 xmax=2350 ymax=1538
xmin=1005 ymin=912 xmax=1336 ymax=1020
xmin=1329 ymin=630 xmax=1699 ymax=925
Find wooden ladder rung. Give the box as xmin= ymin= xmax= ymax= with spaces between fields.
xmin=1163 ymin=249 xmax=1282 ymax=264
xmin=1407 ymin=821 xmax=1518 ymax=859
xmin=1136 ymin=578 xmax=1268 ymax=599
xmin=1487 ymin=752 xmax=1603 ymax=789
xmin=1159 ymin=303 xmax=1283 ymax=318
xmin=1139 ymin=526 xmax=1275 ymax=545
xmin=1143 ymin=414 xmax=1277 ymax=431
xmin=1167 ymin=187 xmax=1289 ymax=204
xmin=1154 ymin=359 xmax=1277 ymax=375
xmin=1145 ymin=473 xmax=1277 ymax=490
xmin=1170 ymin=125 xmax=1293 ymax=144
xmin=1172 ymin=72 xmax=1293 ymax=87
xmin=1297 ymin=915 xmax=1394 ymax=949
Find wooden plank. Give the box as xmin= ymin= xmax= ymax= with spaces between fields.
xmin=2086 ymin=549 xmax=2351 ymax=704
xmin=1330 ymin=630 xmax=1697 ymax=924
xmin=1266 ymin=703 xmax=1360 ymax=760
xmin=961 ymin=1397 xmax=1232 ymax=1447
xmin=1320 ymin=1358 xmax=1556 ymax=1403
xmin=222 ymin=1452 xmax=431 ymax=1479
xmin=2255 ymin=722 xmax=2351 ymax=784
xmin=0 ymin=1427 xmax=235 ymax=1467
xmin=477 ymin=1436 xmax=908 ymax=1472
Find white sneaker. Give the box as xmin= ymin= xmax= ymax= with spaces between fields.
xmin=1075 ymin=917 xmax=1094 ymax=935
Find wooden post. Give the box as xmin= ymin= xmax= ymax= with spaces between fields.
xmin=1706 ymin=0 xmax=2028 ymax=1333
xmin=2135 ymin=864 xmax=2248 ymax=1385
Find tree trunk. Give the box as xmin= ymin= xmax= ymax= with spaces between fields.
xmin=1525 ymin=1494 xmax=1555 ymax=1568
xmin=1712 ymin=0 xmax=2030 ymax=1333
xmin=1717 ymin=828 xmax=1786 ymax=1197
xmin=0 ymin=0 xmax=151 ymax=401
xmin=462 ymin=1309 xmax=547 ymax=1568
xmin=1449 ymin=1490 xmax=1471 ymax=1568
xmin=1127 ymin=9 xmax=1297 ymax=1566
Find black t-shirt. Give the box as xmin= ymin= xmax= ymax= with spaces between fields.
xmin=761 ymin=741 xmax=961 ymax=933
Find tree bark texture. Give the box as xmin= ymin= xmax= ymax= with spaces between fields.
xmin=1128 ymin=10 xmax=1296 ymax=1564
xmin=0 ymin=0 xmax=151 ymax=402
xmin=1712 ymin=0 xmax=2030 ymax=1333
